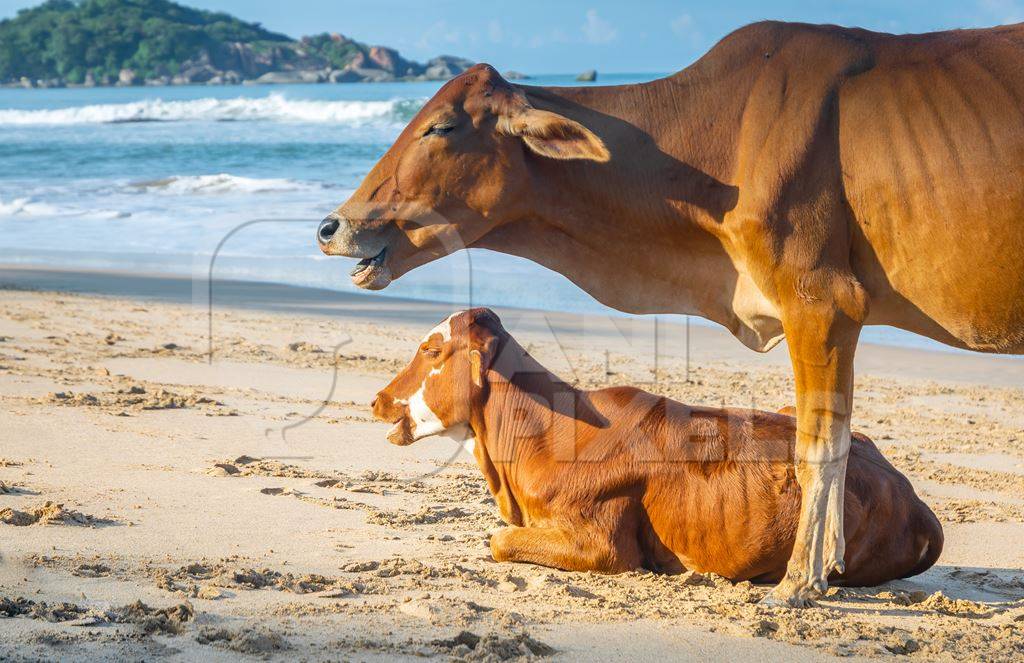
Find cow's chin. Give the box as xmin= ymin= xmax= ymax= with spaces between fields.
xmin=352 ymin=234 xmax=469 ymax=290
xmin=350 ymin=250 xmax=393 ymax=290
xmin=351 ymin=264 xmax=392 ymax=290
xmin=386 ymin=417 xmax=473 ymax=447
xmin=386 ymin=418 xmax=415 ymax=446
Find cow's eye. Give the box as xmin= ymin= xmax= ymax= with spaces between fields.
xmin=424 ymin=123 xmax=455 ymax=137
xmin=423 ymin=347 xmax=441 ymax=358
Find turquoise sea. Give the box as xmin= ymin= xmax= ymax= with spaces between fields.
xmin=0 ymin=74 xmax=988 ymax=353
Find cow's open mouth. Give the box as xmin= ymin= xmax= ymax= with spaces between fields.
xmin=349 ymin=248 xmax=392 ymax=290
xmin=350 ymin=247 xmax=386 ymax=277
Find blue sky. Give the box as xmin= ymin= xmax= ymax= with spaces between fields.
xmin=3 ymin=0 xmax=1023 ymax=73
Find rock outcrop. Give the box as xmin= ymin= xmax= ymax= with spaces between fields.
xmin=94 ymin=42 xmax=475 ymax=87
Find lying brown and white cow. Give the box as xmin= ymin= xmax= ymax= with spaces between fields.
xmin=372 ymin=309 xmax=943 ymax=585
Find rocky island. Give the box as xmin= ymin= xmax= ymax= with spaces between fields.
xmin=0 ymin=0 xmax=475 ymax=88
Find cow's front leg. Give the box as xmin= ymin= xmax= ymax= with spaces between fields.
xmin=490 ymin=525 xmax=637 ymax=573
xmin=764 ymin=303 xmax=861 ymax=608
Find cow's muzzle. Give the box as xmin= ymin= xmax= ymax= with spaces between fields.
xmin=317 ymin=213 xmax=394 ymax=289
xmin=372 ymin=393 xmax=414 ymax=446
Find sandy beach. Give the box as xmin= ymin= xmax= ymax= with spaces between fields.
xmin=1 ymin=265 xmax=1023 ymax=661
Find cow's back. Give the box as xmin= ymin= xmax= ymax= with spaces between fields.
xmin=837 ymin=24 xmax=1024 ymax=352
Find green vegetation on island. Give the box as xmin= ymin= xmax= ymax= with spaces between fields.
xmin=0 ymin=0 xmax=474 ymax=87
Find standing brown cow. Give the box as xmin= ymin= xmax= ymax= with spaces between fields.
xmin=318 ymin=21 xmax=1024 ymax=606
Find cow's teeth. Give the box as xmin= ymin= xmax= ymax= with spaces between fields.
xmin=350 ymin=248 xmax=386 ymax=277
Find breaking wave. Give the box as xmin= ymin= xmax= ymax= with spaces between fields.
xmin=0 ymin=195 xmax=126 ymax=219
xmin=0 ymin=196 xmax=62 ymax=216
xmin=127 ymin=173 xmax=327 ymax=195
xmin=0 ymin=94 xmax=424 ymax=125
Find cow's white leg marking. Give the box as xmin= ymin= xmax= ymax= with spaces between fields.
xmin=805 ymin=426 xmax=849 ymax=580
xmin=764 ymin=421 xmax=851 ymax=607
xmin=824 ymin=447 xmax=848 ymax=576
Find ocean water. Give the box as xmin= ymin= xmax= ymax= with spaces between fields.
xmin=0 ymin=75 xmax=986 ymax=353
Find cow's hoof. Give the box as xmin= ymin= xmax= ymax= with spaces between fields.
xmin=760 ymin=579 xmax=822 ymax=609
xmin=759 ymin=592 xmax=819 ymax=609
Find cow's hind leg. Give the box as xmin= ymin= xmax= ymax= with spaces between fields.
xmin=764 ymin=301 xmax=862 ymax=608
xmin=490 ymin=525 xmax=638 ymax=573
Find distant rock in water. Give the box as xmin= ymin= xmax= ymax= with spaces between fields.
xmin=254 ymin=71 xmax=327 ymax=85
xmin=504 ymin=70 xmax=530 ymax=80
xmin=422 ymin=56 xmax=476 ymax=81
xmin=576 ymin=69 xmax=598 ymax=82
xmin=0 ymin=0 xmax=474 ymax=88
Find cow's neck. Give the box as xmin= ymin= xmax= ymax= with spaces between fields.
xmin=476 ymin=72 xmax=784 ymax=352
xmin=468 ymin=339 xmax=578 ymax=526
xmin=528 ymin=75 xmax=740 ymax=201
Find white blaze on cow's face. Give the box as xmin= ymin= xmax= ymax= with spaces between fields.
xmin=372 ymin=313 xmax=477 ymax=447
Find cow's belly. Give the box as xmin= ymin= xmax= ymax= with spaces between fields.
xmin=641 ymin=469 xmax=799 ymax=581
xmin=840 ymin=60 xmax=1024 ymax=354
xmin=851 ymin=204 xmax=1024 ymax=353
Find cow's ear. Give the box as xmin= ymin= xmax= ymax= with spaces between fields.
xmin=499 ymin=109 xmax=609 ymax=162
xmin=469 ymin=349 xmax=486 ymax=388
xmin=468 ymin=335 xmax=498 ymax=388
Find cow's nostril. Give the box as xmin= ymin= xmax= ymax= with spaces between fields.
xmin=318 ymin=216 xmax=340 ymax=244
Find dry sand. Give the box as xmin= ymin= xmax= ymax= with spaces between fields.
xmin=1 ymin=266 xmax=1023 ymax=661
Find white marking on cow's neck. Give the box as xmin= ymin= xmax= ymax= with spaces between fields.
xmin=406 ymin=359 xmax=475 ymax=448
xmin=408 ymin=380 xmax=446 ymax=438
xmin=422 ymin=313 xmax=457 ymax=344
xmin=407 ymin=313 xmax=475 ymax=444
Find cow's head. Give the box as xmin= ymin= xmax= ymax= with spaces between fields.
xmin=372 ymin=308 xmax=504 ymax=445
xmin=318 ymin=64 xmax=609 ymax=289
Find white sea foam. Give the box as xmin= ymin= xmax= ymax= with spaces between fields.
xmin=0 ymin=196 xmax=62 ymax=216
xmin=0 ymin=94 xmax=423 ymax=125
xmin=127 ymin=173 xmax=325 ymax=195
xmin=0 ymin=195 xmax=127 ymax=218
